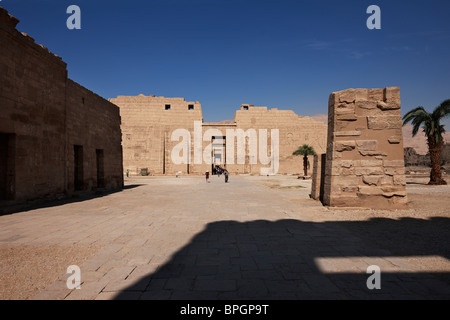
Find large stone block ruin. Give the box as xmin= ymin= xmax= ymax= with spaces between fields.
xmin=0 ymin=8 xmax=123 ymax=207
xmin=312 ymin=87 xmax=407 ymax=209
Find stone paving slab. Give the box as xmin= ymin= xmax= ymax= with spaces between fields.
xmin=0 ymin=175 xmax=449 ymax=300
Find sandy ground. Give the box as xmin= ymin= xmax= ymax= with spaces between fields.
xmin=243 ymin=174 xmax=449 ymax=220
xmin=0 ymin=244 xmax=101 ymax=300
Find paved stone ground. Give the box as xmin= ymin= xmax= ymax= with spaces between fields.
xmin=0 ymin=175 xmax=449 ymax=300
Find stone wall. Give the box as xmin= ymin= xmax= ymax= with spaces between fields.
xmin=112 ymin=96 xmax=328 ymax=176
xmin=404 ymin=147 xmax=430 ymax=167
xmin=66 ymin=80 xmax=123 ymax=192
xmin=0 ymin=7 xmax=123 ymax=206
xmin=109 ymin=95 xmax=204 ymax=175
xmin=311 ymin=153 xmax=325 ymax=201
xmin=232 ymin=105 xmax=327 ymax=175
xmin=321 ymin=87 xmax=407 ymax=208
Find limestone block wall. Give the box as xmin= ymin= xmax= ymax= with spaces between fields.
xmin=232 ymin=105 xmax=327 ymax=175
xmin=110 ymin=95 xmax=203 ymax=175
xmin=113 ymin=98 xmax=328 ymax=176
xmin=0 ymin=8 xmax=67 ymax=203
xmin=0 ymin=7 xmax=123 ymax=206
xmin=199 ymin=122 xmax=240 ymax=175
xmin=66 ymin=80 xmax=123 ymax=192
xmin=322 ymin=87 xmax=407 ymax=208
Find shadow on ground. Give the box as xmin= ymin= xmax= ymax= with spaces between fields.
xmin=115 ymin=217 xmax=450 ymax=300
xmin=0 ymin=184 xmax=143 ymax=216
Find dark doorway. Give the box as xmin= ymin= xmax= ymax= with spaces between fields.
xmin=74 ymin=145 xmax=83 ymax=191
xmin=96 ymin=149 xmax=105 ymax=188
xmin=0 ymin=133 xmax=15 ymax=200
xmin=211 ymin=136 xmax=226 ymax=174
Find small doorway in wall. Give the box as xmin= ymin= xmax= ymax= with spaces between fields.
xmin=74 ymin=145 xmax=84 ymax=191
xmin=96 ymin=149 xmax=105 ymax=188
xmin=0 ymin=133 xmax=15 ymax=201
xmin=211 ymin=136 xmax=226 ymax=174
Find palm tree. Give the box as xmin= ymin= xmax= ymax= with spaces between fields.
xmin=402 ymin=99 xmax=450 ymax=185
xmin=293 ymin=144 xmax=316 ymax=176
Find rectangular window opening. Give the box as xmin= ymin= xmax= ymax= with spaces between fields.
xmin=165 ymin=104 xmax=171 ymax=110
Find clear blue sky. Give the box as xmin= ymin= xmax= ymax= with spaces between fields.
xmin=2 ymin=0 xmax=450 ymax=124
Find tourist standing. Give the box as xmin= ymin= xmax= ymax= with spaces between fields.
xmin=205 ymin=171 xmax=210 ymax=183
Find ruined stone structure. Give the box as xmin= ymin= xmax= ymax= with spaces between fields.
xmin=404 ymin=147 xmax=430 ymax=167
xmin=111 ymin=95 xmax=328 ymax=176
xmin=312 ymin=87 xmax=407 ymax=208
xmin=311 ymin=153 xmax=325 ymax=202
xmin=0 ymin=8 xmax=123 ymax=206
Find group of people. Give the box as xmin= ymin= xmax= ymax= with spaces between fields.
xmin=206 ymin=165 xmax=229 ymax=183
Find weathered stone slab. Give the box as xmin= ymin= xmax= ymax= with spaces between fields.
xmin=357 ymin=101 xmax=378 ymax=110
xmin=388 ymin=136 xmax=401 ymax=144
xmin=332 ymin=160 xmax=353 ymax=168
xmin=355 ymin=167 xmax=384 ymax=176
xmin=381 ymin=186 xmax=407 ymax=197
xmin=336 ymin=103 xmax=355 ymax=114
xmin=393 ymin=175 xmax=406 ymax=186
xmin=383 ymin=160 xmax=405 ymax=167
xmin=357 ymin=160 xmax=383 ymax=167
xmin=384 ymin=167 xmax=405 ymax=176
xmin=368 ymin=89 xmax=384 ymax=101
xmin=379 ymin=175 xmax=394 ymax=186
xmin=334 ymin=141 xmax=356 ymax=152
xmin=358 ymin=150 xmax=388 ymax=157
xmin=338 ymin=89 xmax=356 ymax=103
xmin=362 ymin=175 xmax=381 ymax=186
xmin=357 ymin=186 xmax=384 ymax=196
xmin=355 ymin=88 xmax=369 ymax=101
xmin=377 ymin=101 xmax=401 ymax=111
xmin=332 ymin=151 xmax=343 ymax=159
xmin=340 ymin=167 xmax=355 ymax=176
xmin=356 ymin=140 xmax=378 ymax=151
xmin=334 ymin=176 xmax=360 ymax=186
xmin=334 ymin=131 xmax=361 ymax=137
xmin=341 ymin=186 xmax=357 ymax=193
xmin=367 ymin=116 xmax=402 ymax=130
xmin=331 ymin=165 xmax=355 ymax=176
xmin=383 ymin=87 xmax=401 ymax=105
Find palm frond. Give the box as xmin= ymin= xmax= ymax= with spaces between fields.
xmin=293 ymin=144 xmax=316 ymax=156
xmin=402 ymin=107 xmax=430 ymax=126
xmin=432 ymin=99 xmax=450 ymax=120
xmin=411 ymin=123 xmax=422 ymax=137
